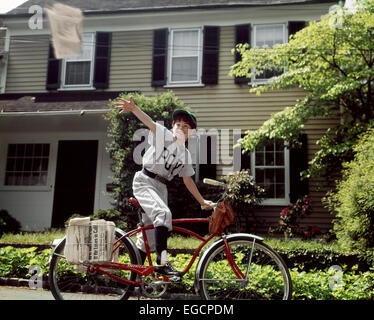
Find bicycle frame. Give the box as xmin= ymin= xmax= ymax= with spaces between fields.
xmin=86 ymin=218 xmax=241 ymax=288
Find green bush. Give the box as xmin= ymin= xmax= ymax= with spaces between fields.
xmin=0 ymin=210 xmax=21 ymax=237
xmin=0 ymin=246 xmax=51 ymax=278
xmin=325 ymin=128 xmax=374 ymax=265
xmin=223 ymin=170 xmax=266 ymax=233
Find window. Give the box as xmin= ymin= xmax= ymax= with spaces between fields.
xmin=251 ymin=139 xmax=289 ymax=205
xmin=168 ymin=28 xmax=202 ymax=85
xmin=4 ymin=144 xmax=50 ymax=186
xmin=253 ymin=24 xmax=286 ymax=81
xmin=61 ymin=33 xmax=95 ymax=88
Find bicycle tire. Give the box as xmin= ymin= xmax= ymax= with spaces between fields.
xmin=197 ymin=235 xmax=292 ymax=300
xmin=49 ymin=230 xmax=139 ymax=300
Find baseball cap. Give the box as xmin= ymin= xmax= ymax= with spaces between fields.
xmin=172 ymin=109 xmax=197 ymax=129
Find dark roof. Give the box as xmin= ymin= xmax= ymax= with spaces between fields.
xmin=0 ymin=91 xmax=127 ymax=112
xmin=4 ymin=0 xmax=337 ymax=15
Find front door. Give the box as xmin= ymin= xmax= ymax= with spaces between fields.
xmin=51 ymin=140 xmax=98 ymax=228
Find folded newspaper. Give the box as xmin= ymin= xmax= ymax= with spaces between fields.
xmin=64 ymin=217 xmax=116 ymax=265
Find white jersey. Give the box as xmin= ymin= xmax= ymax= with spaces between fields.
xmin=142 ymin=122 xmax=195 ymax=181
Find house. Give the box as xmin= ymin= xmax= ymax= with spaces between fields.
xmin=0 ymin=0 xmax=338 ymax=232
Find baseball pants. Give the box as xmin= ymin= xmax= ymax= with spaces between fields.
xmin=132 ymin=170 xmax=172 ymax=253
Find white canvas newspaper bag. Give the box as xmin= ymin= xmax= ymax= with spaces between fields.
xmin=64 ymin=218 xmax=116 ymax=265
xmin=45 ymin=3 xmax=83 ymax=59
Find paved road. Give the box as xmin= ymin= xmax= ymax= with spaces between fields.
xmin=0 ymin=286 xmax=54 ymax=300
xmin=0 ymin=286 xmax=157 ymax=300
xmin=0 ymin=286 xmax=197 ymax=300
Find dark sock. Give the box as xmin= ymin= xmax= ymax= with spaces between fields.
xmin=155 ymin=226 xmax=168 ymax=265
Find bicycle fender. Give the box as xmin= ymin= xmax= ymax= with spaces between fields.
xmin=115 ymin=228 xmax=142 ymax=265
xmin=194 ymin=233 xmax=264 ymax=294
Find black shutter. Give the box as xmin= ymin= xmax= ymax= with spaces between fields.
xmin=288 ymin=21 xmax=306 ymax=39
xmin=152 ymin=28 xmax=168 ymax=86
xmin=199 ymin=135 xmax=217 ymax=180
xmin=289 ymin=134 xmax=309 ymax=203
xmin=234 ymin=24 xmax=251 ymax=84
xmin=93 ymin=32 xmax=112 ymax=89
xmin=240 ymin=134 xmax=251 ymax=171
xmin=202 ymin=26 xmax=220 ymax=85
xmin=46 ymin=43 xmax=61 ymax=90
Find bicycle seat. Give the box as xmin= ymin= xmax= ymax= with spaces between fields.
xmin=129 ymin=197 xmax=141 ymax=209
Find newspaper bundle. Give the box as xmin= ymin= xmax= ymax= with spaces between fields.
xmin=65 ymin=217 xmax=116 ymax=265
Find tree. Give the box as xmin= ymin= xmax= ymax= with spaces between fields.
xmin=231 ymin=0 xmax=374 ymax=180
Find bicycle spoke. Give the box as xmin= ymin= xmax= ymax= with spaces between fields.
xmin=49 ymin=232 xmax=138 ymax=300
xmin=198 ymin=237 xmax=292 ymax=300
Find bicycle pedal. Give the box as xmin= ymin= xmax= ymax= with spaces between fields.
xmin=169 ymin=276 xmax=181 ymax=282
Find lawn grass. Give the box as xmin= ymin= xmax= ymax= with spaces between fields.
xmin=0 ymin=230 xmax=210 ymax=248
xmin=0 ymin=229 xmax=345 ymax=252
xmin=0 ymin=230 xmax=66 ymax=245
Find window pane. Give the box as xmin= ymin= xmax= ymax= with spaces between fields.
xmin=42 ymin=144 xmax=50 ymax=157
xmin=255 ymin=25 xmax=284 ymax=80
xmin=254 ymin=139 xmax=286 ymax=200
xmin=255 ymin=151 xmax=264 ymax=166
xmin=256 ymin=25 xmax=284 ymax=48
xmin=275 ymin=151 xmax=284 ymax=166
xmin=4 ymin=143 xmax=50 ymax=186
xmin=66 ymin=33 xmax=94 ymax=61
xmin=34 ymin=144 xmax=42 ymax=156
xmin=24 ymin=158 xmax=33 ymax=171
xmin=65 ymin=61 xmax=91 ymax=85
xmin=8 ymin=144 xmax=16 ymax=157
xmin=173 ymin=30 xmax=199 ymax=56
xmin=25 ymin=144 xmax=34 ymax=156
xmin=6 ymin=158 xmax=15 ymax=171
xmin=265 ymin=152 xmax=275 ymax=166
xmin=171 ymin=57 xmax=198 ymax=82
xmin=276 ymin=183 xmax=285 ymax=198
xmin=16 ymin=144 xmax=25 ymax=157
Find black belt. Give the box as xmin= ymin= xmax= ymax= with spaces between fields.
xmin=142 ymin=168 xmax=169 ymax=185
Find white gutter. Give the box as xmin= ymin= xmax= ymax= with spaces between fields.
xmin=0 ymin=109 xmax=111 ymax=116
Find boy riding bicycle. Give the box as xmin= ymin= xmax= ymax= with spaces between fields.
xmin=114 ymin=96 xmax=214 ymax=276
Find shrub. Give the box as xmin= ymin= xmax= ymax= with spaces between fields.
xmin=223 ymin=170 xmax=266 ymax=232
xmin=0 ymin=210 xmax=21 ymax=237
xmin=92 ymin=208 xmax=127 ymax=231
xmin=325 ymin=128 xmax=374 ymax=265
xmin=274 ymin=195 xmax=313 ymax=238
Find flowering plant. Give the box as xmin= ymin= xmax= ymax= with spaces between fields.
xmin=278 ymin=196 xmax=312 ymax=238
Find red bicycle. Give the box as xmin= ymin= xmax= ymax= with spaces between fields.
xmin=49 ymin=179 xmax=292 ymax=300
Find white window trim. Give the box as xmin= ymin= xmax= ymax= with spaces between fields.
xmin=250 ymin=143 xmax=290 ymax=206
xmin=251 ymin=23 xmax=286 ymax=85
xmin=60 ymin=32 xmax=96 ymax=90
xmin=167 ymin=27 xmax=203 ymax=87
xmin=0 ymin=142 xmax=53 ymax=192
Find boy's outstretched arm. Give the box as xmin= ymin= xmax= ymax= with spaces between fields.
xmin=183 ymin=176 xmax=214 ymax=210
xmin=114 ymin=96 xmax=156 ymax=133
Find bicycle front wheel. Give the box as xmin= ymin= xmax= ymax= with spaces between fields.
xmin=197 ymin=235 xmax=292 ymax=300
xmin=49 ymin=230 xmax=139 ymax=300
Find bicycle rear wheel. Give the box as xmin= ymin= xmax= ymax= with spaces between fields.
xmin=49 ymin=230 xmax=139 ymax=300
xmin=197 ymin=235 xmax=292 ymax=300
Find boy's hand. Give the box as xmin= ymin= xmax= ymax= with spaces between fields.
xmin=113 ymin=96 xmax=136 ymax=114
xmin=201 ymin=200 xmax=215 ymax=210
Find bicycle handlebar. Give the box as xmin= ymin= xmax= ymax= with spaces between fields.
xmin=203 ymin=178 xmax=226 ymax=187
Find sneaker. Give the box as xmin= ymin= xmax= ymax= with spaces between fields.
xmin=154 ymin=263 xmax=183 ymax=277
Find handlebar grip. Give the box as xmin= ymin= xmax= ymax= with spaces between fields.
xmin=203 ymin=178 xmax=224 ymax=186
